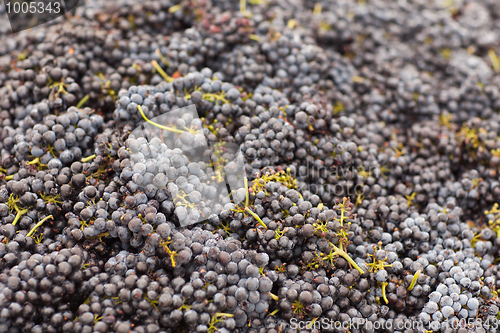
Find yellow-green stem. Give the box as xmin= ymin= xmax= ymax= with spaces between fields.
xmin=202 ymin=92 xmax=230 ymax=105
xmin=313 ymin=3 xmax=322 ymax=14
xmin=27 ymin=215 xmax=54 ymax=237
xmin=269 ymin=309 xmax=279 ymax=316
xmin=214 ymin=313 xmax=234 ymax=318
xmin=27 ymin=157 xmax=40 ymax=165
xmin=76 ymin=94 xmax=90 ymax=108
xmin=155 ymin=49 xmax=170 ymax=67
xmin=245 ymin=207 xmax=267 ymax=228
xmin=168 ymin=4 xmax=181 ymax=13
xmin=81 ymin=154 xmax=96 ymax=163
xmin=381 ymin=282 xmax=388 ymax=304
xmin=137 ymin=105 xmax=185 ymax=134
xmin=408 ymin=269 xmax=421 ymax=291
xmin=12 ymin=208 xmax=28 ymax=226
xmin=151 ymin=60 xmax=173 ymax=83
xmin=244 ymin=177 xmax=249 ymax=207
xmin=489 ymin=50 xmax=500 ymax=73
xmin=331 ymin=243 xmax=364 ymax=274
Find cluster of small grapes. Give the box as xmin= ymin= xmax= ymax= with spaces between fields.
xmin=0 ymin=239 xmax=102 ymax=333
xmin=113 ymin=69 xmax=243 ymax=125
xmin=11 ymin=107 xmax=103 ymax=166
xmin=79 ymin=225 xmax=278 ymax=331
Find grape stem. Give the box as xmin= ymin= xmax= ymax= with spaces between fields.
xmin=76 ymin=94 xmax=89 ymax=108
xmin=81 ymin=154 xmax=96 ymax=163
xmin=330 ymin=242 xmax=364 ymax=274
xmin=160 ymin=238 xmax=178 ymax=268
xmin=12 ymin=206 xmax=28 ymax=226
xmin=408 ymin=269 xmax=421 ymax=291
xmin=155 ymin=49 xmax=170 ymax=67
xmin=168 ymin=4 xmax=181 ymax=13
xmin=137 ymin=105 xmax=185 ymax=134
xmin=27 ymin=215 xmax=54 ymax=237
xmin=244 ymin=177 xmax=249 ymax=207
xmin=489 ymin=49 xmax=500 ymax=73
xmin=313 ymin=3 xmax=322 ymax=14
xmin=213 ymin=313 xmax=233 ymax=318
xmin=244 ymin=207 xmax=267 ymax=228
xmin=151 ymin=60 xmax=173 ymax=82
xmin=27 ymin=157 xmax=40 ymax=165
xmin=381 ymin=282 xmax=388 ymax=304
xmin=240 ymin=0 xmax=255 ymax=17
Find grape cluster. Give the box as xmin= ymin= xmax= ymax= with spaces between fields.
xmin=0 ymin=240 xmax=102 ymax=333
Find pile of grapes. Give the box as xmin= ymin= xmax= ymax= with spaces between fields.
xmin=2 ymin=0 xmax=500 ymax=332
